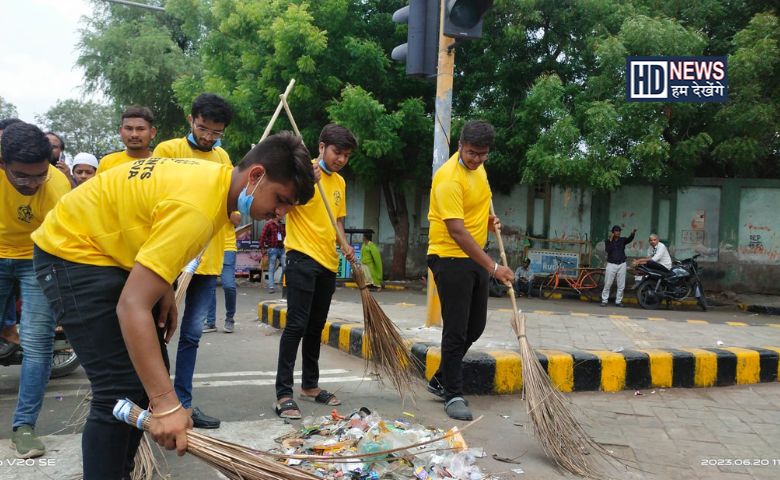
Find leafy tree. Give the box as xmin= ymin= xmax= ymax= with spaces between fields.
xmin=36 ymin=99 xmax=122 ymax=158
xmin=77 ymin=0 xmax=200 ymax=141
xmin=0 ymin=96 xmax=18 ymax=119
xmin=169 ymin=0 xmax=434 ymax=278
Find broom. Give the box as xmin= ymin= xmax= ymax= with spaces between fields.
xmin=114 ymin=399 xmax=320 ymax=480
xmin=489 ymin=202 xmax=614 ymax=478
xmin=274 ymin=88 xmax=420 ymax=397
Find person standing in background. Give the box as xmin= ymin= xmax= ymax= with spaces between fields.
xmin=153 ymin=93 xmax=233 ymax=430
xmin=203 ymin=211 xmax=241 ymax=333
xmin=260 ymin=217 xmax=286 ymax=294
xmin=98 ymin=106 xmax=157 ymax=173
xmin=360 ymin=232 xmax=382 ymax=290
xmin=601 ymin=225 xmax=635 ymax=307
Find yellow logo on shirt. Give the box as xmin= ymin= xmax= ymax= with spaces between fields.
xmin=17 ymin=205 xmax=33 ymax=223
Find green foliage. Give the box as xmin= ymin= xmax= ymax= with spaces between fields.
xmin=78 ymin=0 xmax=199 ymax=140
xmin=78 ymin=0 xmax=779 ymax=191
xmin=36 ymin=99 xmax=122 ymax=158
xmin=0 ymin=96 xmax=18 ymax=119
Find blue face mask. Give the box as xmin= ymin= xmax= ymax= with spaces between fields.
xmin=187 ymin=132 xmax=222 ymax=151
xmin=237 ymin=173 xmax=264 ymax=218
xmin=318 ymin=158 xmax=333 ymax=175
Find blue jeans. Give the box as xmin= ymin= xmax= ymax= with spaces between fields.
xmin=175 ymin=274 xmax=216 ymax=409
xmin=267 ymin=247 xmax=285 ymax=291
xmin=0 ymin=258 xmax=56 ymax=428
xmin=2 ymin=291 xmax=16 ymax=328
xmin=205 ymin=251 xmax=236 ymax=326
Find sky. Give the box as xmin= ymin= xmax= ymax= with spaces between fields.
xmin=0 ymin=0 xmax=97 ymax=123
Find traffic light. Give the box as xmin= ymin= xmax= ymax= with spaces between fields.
xmin=443 ymin=0 xmax=493 ymax=39
xmin=391 ymin=0 xmax=440 ymax=78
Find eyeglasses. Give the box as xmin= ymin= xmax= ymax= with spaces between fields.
xmin=6 ymin=169 xmax=50 ymax=186
xmin=192 ymin=122 xmax=224 ymax=139
xmin=462 ymin=149 xmax=490 ymax=161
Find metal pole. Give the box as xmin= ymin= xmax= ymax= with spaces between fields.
xmin=426 ymin=0 xmax=456 ymax=327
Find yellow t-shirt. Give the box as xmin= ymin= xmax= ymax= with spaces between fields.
xmin=0 ymin=166 xmax=71 ymax=259
xmin=32 ymin=158 xmax=231 ymax=284
xmin=222 ymin=217 xmax=238 ymax=252
xmin=427 ymin=152 xmax=491 ymax=258
xmin=97 ymin=150 xmax=143 ymax=173
xmin=285 ymin=161 xmax=346 ymax=272
xmin=153 ymin=138 xmax=232 ymax=275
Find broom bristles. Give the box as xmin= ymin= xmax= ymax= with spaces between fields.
xmin=513 ymin=311 xmax=617 ymax=479
xmin=115 ymin=399 xmax=319 ymax=480
xmin=347 ymin=258 xmax=421 ymax=397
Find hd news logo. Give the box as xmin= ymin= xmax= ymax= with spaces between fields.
xmin=626 ymin=56 xmax=727 ymax=102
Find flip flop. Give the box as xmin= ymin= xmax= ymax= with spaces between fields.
xmin=300 ymin=390 xmax=341 ymax=406
xmin=274 ymin=399 xmax=302 ymax=419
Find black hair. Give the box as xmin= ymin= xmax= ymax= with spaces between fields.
xmin=121 ymin=105 xmax=155 ymax=125
xmin=364 ymin=232 xmax=373 ymax=241
xmin=1 ymin=123 xmax=52 ymax=165
xmin=237 ymin=131 xmax=314 ymax=205
xmin=460 ymin=120 xmax=495 ymax=148
xmin=191 ymin=93 xmax=233 ymax=126
xmin=45 ymin=131 xmax=65 ymax=151
xmin=319 ymin=123 xmax=357 ymax=151
xmin=0 ymin=118 xmax=23 ymax=131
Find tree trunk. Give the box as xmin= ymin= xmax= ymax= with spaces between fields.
xmin=382 ymin=180 xmax=409 ymax=280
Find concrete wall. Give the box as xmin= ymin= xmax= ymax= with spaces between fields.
xmin=674 ymin=186 xmax=720 ymax=262
xmin=350 ymin=177 xmax=780 ymax=293
xmin=738 ymin=187 xmax=780 ymax=263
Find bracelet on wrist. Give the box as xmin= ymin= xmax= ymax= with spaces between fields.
xmin=150 ymin=402 xmax=183 ymax=418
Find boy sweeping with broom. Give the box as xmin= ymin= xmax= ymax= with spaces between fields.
xmin=31 ymin=132 xmax=314 ymax=479
xmin=273 ymin=124 xmax=357 ymax=419
xmin=426 ymin=120 xmax=514 ymax=421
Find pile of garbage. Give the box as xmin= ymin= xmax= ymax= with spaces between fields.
xmin=272 ymin=407 xmax=486 ymax=479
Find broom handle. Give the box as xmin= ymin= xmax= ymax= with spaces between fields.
xmin=259 ymin=79 xmax=296 ymax=142
xmin=489 ymin=202 xmax=526 ymax=336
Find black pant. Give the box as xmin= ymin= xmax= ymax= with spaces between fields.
xmin=275 ymin=250 xmax=336 ymax=399
xmin=428 ymin=255 xmax=489 ymax=400
xmin=33 ymin=247 xmax=168 ymax=480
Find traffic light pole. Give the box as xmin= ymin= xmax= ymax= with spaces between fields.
xmin=426 ymin=0 xmax=457 ymax=327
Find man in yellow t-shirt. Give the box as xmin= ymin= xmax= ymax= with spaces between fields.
xmin=152 ymin=93 xmax=233 ymax=430
xmin=1 ymin=123 xmax=71 ymax=458
xmin=32 ymin=132 xmax=315 ymax=478
xmin=97 ymin=106 xmax=157 ymax=173
xmin=273 ymin=124 xmax=357 ymax=420
xmin=426 ymin=121 xmax=514 ymax=422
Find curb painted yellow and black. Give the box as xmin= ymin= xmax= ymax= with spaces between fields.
xmin=259 ymin=301 xmax=780 ymax=395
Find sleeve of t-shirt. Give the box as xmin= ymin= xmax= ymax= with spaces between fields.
xmin=434 ymin=180 xmax=465 ymax=220
xmin=135 ymin=199 xmax=215 ymax=284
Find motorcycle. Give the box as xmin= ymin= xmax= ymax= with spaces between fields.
xmin=634 ymin=254 xmax=708 ymax=311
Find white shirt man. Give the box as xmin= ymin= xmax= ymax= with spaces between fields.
xmin=641 ymin=234 xmax=672 ymax=270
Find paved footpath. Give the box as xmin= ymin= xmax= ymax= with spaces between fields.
xmin=260 ymin=288 xmax=780 ymax=395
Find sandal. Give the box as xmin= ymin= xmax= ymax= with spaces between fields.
xmin=300 ymin=390 xmax=341 ymax=406
xmin=274 ymin=399 xmax=302 ymax=419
